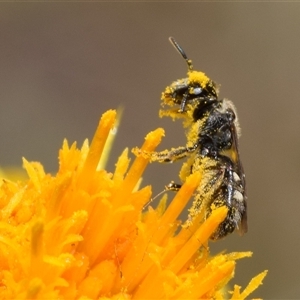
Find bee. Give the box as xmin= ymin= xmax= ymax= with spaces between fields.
xmin=148 ymin=37 xmax=247 ymax=240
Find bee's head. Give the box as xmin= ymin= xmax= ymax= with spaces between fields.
xmin=161 ymin=37 xmax=219 ymax=114
xmin=186 ymin=70 xmax=219 ymax=101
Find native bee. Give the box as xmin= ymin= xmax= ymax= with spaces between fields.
xmin=146 ymin=37 xmax=247 ymax=240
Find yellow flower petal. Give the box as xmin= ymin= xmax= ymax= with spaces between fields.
xmin=0 ymin=110 xmax=267 ymax=299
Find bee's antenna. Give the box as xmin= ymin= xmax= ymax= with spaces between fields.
xmin=169 ymin=37 xmax=193 ymax=71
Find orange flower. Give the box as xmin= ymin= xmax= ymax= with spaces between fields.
xmin=0 ymin=110 xmax=267 ymax=299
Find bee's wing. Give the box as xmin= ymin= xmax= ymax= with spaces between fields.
xmin=230 ymin=123 xmax=248 ymax=235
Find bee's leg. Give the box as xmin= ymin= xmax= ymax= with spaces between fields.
xmin=150 ymin=144 xmax=198 ymax=163
xmin=132 ymin=144 xmax=198 ymax=193
xmin=153 ymin=144 xmax=198 ymax=192
xmin=165 ymin=181 xmax=182 ymax=191
xmin=178 ymin=91 xmax=189 ymax=112
xmin=143 ymin=181 xmax=182 ymax=210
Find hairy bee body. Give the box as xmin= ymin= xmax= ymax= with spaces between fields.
xmin=145 ymin=37 xmax=247 ymax=240
xmin=182 ymin=97 xmax=247 ymax=240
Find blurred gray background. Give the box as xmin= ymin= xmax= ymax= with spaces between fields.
xmin=1 ymin=3 xmax=299 ymax=299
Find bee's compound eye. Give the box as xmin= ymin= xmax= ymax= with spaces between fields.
xmin=201 ymin=148 xmax=209 ymax=156
xmin=193 ymin=87 xmax=203 ymax=95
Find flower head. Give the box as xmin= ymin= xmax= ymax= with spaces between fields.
xmin=0 ymin=110 xmax=267 ymax=299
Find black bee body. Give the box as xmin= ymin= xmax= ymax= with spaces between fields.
xmin=195 ymin=99 xmax=247 ymax=240
xmin=146 ymin=37 xmax=247 ymax=240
